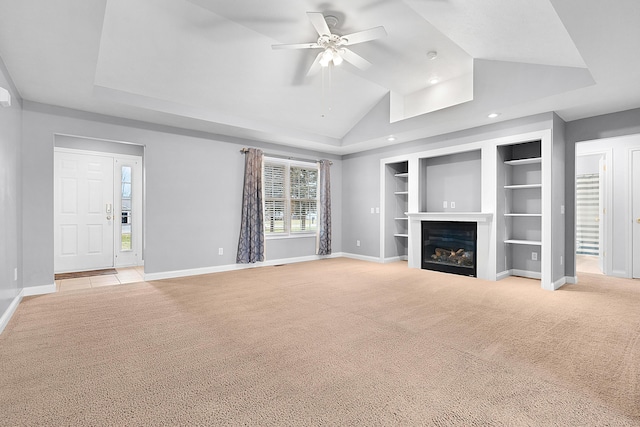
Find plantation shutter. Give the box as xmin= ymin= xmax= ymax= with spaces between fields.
xmin=264 ymin=163 xmax=286 ymax=233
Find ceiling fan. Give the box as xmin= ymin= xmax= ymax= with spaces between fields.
xmin=272 ymin=12 xmax=387 ymax=76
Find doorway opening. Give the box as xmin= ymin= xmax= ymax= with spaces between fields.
xmin=575 ymin=149 xmax=610 ymax=275
xmin=53 ymin=136 xmax=144 ymax=275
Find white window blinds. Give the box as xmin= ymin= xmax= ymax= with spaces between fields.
xmin=263 ymin=160 xmax=318 ymax=235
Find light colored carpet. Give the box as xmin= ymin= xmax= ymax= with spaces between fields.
xmin=1 ymin=258 xmax=639 ymax=426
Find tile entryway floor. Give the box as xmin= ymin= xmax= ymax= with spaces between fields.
xmin=55 ymin=266 xmax=145 ymax=292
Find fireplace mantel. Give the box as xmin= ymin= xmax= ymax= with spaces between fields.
xmin=406 ymin=212 xmax=493 ymax=222
xmin=407 ymin=212 xmax=494 ymax=280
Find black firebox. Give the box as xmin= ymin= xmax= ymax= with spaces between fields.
xmin=421 ymin=221 xmax=477 ymax=277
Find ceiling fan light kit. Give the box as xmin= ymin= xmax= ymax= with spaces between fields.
xmin=272 ymin=12 xmax=387 ymax=75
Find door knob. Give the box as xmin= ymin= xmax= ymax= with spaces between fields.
xmin=637 ymin=218 xmax=640 ymax=224
xmin=106 ymin=215 xmax=112 ymax=220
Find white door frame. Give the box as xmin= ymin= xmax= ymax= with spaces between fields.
xmin=575 ymin=148 xmax=612 ymax=276
xmin=54 ymin=147 xmax=144 ymax=271
xmin=629 ymin=148 xmax=640 ymax=279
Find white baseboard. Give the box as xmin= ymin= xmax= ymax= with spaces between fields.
xmin=143 ymin=253 xmax=344 ymax=282
xmin=511 ymin=269 xmax=542 ymax=280
xmin=496 ymin=269 xmax=542 ymax=280
xmin=496 ymin=270 xmax=511 ymax=281
xmin=340 ymin=253 xmax=383 ymax=263
xmin=23 ymin=283 xmax=56 ymax=296
xmin=566 ymin=276 xmax=578 ymax=285
xmin=382 ymin=256 xmax=407 ymax=263
xmin=0 ymin=290 xmax=23 ymax=335
xmin=553 ymin=276 xmax=567 ymax=290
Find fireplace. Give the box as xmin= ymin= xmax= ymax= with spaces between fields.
xmin=421 ymin=221 xmax=477 ymax=277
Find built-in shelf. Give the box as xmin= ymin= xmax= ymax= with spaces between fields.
xmin=504 ymin=213 xmax=542 ymax=217
xmin=394 ymin=172 xmax=409 ymax=178
xmin=504 ymin=184 xmax=542 ymax=189
xmin=394 ymin=191 xmax=409 ymax=195
xmin=394 ymin=233 xmax=409 ymax=238
xmin=394 ymin=217 xmax=408 ymax=221
xmin=504 ymin=157 xmax=542 ymax=166
xmin=504 ymin=239 xmax=542 ymax=246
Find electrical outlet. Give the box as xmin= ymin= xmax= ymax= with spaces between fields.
xmin=443 ymin=201 xmax=448 ymax=208
xmin=218 ymin=248 xmax=223 ymax=255
xmin=370 ymin=207 xmax=374 ymax=214
xmin=375 ymin=207 xmax=380 ymax=214
xmin=532 ymin=252 xmax=538 ymax=261
xmin=561 ymin=205 xmax=565 ymax=215
xmin=356 ymin=240 xmax=361 ymax=247
xmin=450 ymin=201 xmax=456 ymax=209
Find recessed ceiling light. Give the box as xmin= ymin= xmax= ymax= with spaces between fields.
xmin=429 ymin=78 xmax=439 ymax=85
xmin=387 ymin=136 xmax=396 ymax=142
xmin=427 ymin=51 xmax=438 ymax=60
xmin=488 ymin=112 xmax=501 ymax=119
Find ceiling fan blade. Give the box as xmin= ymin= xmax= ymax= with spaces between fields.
xmin=340 ymin=48 xmax=372 ymax=70
xmin=307 ymin=12 xmax=331 ymax=36
xmin=340 ymin=26 xmax=387 ymax=45
xmin=307 ymin=52 xmax=323 ymax=76
xmin=272 ymin=42 xmax=320 ymax=50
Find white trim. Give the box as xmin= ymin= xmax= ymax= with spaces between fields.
xmin=54 ymin=132 xmax=146 ymax=149
xmin=511 ymin=269 xmax=542 ymax=280
xmin=23 ymin=283 xmax=57 ymax=296
xmin=0 ymin=290 xmax=23 ymax=335
xmin=382 ymin=256 xmax=408 ymax=263
xmin=575 ymin=148 xmax=613 ymax=277
xmin=566 ymin=276 xmax=578 ymax=285
xmin=629 ymin=148 xmax=640 ymax=279
xmin=143 ymin=253 xmax=344 ymax=281
xmin=341 ymin=252 xmax=385 ymax=264
xmin=497 ymin=269 xmax=544 ymax=282
xmin=553 ymin=276 xmax=567 ymax=290
xmin=54 ymin=146 xmax=142 ymax=161
xmin=496 ymin=270 xmax=512 ymax=280
xmin=406 ymin=212 xmax=493 ymax=222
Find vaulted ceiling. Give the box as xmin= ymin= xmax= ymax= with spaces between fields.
xmin=1 ymin=0 xmax=639 ymax=154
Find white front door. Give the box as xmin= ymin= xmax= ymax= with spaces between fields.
xmin=54 ymin=150 xmax=114 ymax=273
xmin=633 ymin=150 xmax=640 ymax=279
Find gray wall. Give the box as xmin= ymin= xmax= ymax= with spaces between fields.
xmin=55 ymin=134 xmax=144 ymax=156
xmin=420 ymin=150 xmax=481 ymax=213
xmin=21 ymin=102 xmax=342 ymax=288
xmin=0 ymin=57 xmax=22 ymax=319
xmin=566 ymin=108 xmax=640 ymax=144
xmin=576 ymin=154 xmax=601 ymax=176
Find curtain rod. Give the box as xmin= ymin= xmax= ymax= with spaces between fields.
xmin=240 ymin=148 xmax=332 ymax=165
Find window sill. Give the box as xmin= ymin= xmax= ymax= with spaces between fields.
xmin=265 ymin=233 xmax=316 ymax=240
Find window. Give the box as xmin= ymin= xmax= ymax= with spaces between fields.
xmin=264 ymin=159 xmax=318 ymax=236
xmin=120 ymin=165 xmax=132 ymax=251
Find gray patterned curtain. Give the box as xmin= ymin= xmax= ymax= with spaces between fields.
xmin=236 ymin=148 xmax=265 ymax=263
xmin=316 ymin=159 xmax=332 ymax=255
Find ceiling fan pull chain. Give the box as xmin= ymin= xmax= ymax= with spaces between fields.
xmin=328 ymin=63 xmax=333 ymax=112
xmin=321 ymin=66 xmax=326 ymax=117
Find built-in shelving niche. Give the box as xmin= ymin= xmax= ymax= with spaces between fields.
xmin=497 ymin=140 xmax=543 ymax=279
xmin=384 ymin=161 xmax=409 ymax=260
xmin=418 ymin=150 xmax=482 ymax=213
